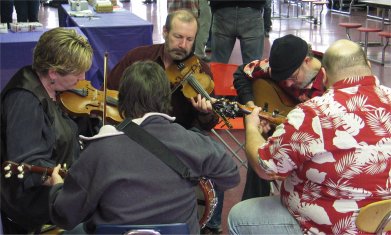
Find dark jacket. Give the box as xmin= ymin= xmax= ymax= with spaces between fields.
xmin=1 ymin=66 xmax=79 ymax=231
xmin=49 ymin=115 xmax=240 ymax=234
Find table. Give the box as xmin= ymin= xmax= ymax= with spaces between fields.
xmin=330 ymin=0 xmax=366 ymax=15
xmin=58 ymin=4 xmax=154 ymax=88
xmin=359 ymin=0 xmax=391 ymax=29
xmin=0 ymin=27 xmax=100 ymax=90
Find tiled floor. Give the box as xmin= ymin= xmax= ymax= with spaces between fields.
xmin=28 ymin=0 xmax=391 ymax=234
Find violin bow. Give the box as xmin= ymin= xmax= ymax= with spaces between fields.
xmin=102 ymin=51 xmax=109 ymax=126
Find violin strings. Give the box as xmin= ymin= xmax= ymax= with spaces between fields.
xmin=187 ymin=75 xmax=211 ymax=100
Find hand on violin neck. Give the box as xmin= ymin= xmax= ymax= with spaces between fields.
xmin=190 ymin=94 xmax=213 ymax=114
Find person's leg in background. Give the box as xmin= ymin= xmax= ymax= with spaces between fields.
xmin=264 ymin=0 xmax=272 ymax=37
xmin=0 ymin=0 xmax=14 ymax=28
xmin=13 ymin=0 xmax=28 ymax=22
xmin=194 ymin=0 xmax=212 ymax=61
xmin=237 ymin=6 xmax=264 ymax=64
xmin=27 ymin=0 xmax=40 ymax=22
xmin=228 ymin=196 xmax=302 ymax=235
xmin=210 ymin=7 xmax=237 ymax=63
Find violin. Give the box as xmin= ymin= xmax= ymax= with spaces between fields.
xmin=166 ymin=55 xmax=237 ymax=127
xmin=166 ymin=55 xmax=214 ymax=99
xmin=57 ymin=80 xmax=123 ymax=124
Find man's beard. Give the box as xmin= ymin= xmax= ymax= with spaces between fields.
xmin=169 ymin=48 xmax=189 ymax=61
xmin=164 ymin=40 xmax=195 ymax=61
xmin=297 ymin=69 xmax=318 ymax=89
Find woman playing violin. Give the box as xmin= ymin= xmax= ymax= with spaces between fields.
xmin=108 ymin=9 xmax=218 ymax=131
xmin=0 ymin=27 xmax=93 ymax=234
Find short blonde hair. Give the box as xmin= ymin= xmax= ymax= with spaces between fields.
xmin=32 ymin=27 xmax=93 ymax=76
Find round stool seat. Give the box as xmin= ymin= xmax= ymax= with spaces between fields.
xmin=378 ymin=31 xmax=391 ymax=38
xmin=357 ymin=27 xmax=382 ymax=33
xmin=313 ymin=1 xmax=328 ymax=5
xmin=339 ymin=23 xmax=362 ymax=28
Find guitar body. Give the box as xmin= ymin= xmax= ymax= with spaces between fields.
xmin=252 ymin=79 xmax=297 ymax=115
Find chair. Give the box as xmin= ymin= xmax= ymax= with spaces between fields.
xmin=95 ymin=223 xmax=190 ymax=235
xmin=209 ymin=62 xmax=247 ymax=169
xmin=355 ymin=199 xmax=391 ymax=234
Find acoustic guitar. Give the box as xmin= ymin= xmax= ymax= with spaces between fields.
xmin=252 ymin=79 xmax=298 ymax=116
xmin=2 ymin=161 xmax=216 ymax=229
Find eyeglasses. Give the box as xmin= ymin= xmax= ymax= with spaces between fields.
xmin=287 ymin=65 xmax=302 ymax=82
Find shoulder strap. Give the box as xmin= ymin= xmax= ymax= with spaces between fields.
xmin=116 ymin=118 xmax=199 ymax=183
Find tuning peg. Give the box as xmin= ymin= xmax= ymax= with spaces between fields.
xmin=17 ymin=173 xmax=24 ymax=179
xmin=272 ymin=109 xmax=280 ymax=117
xmin=3 ymin=164 xmax=10 ymax=171
xmin=4 ymin=171 xmax=11 ymax=178
xmin=17 ymin=165 xmax=24 ymax=172
xmin=263 ymin=103 xmax=269 ymax=112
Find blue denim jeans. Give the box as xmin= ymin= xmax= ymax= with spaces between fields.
xmin=194 ymin=0 xmax=212 ymax=58
xmin=211 ymin=6 xmax=265 ymax=64
xmin=228 ymin=196 xmax=303 ymax=234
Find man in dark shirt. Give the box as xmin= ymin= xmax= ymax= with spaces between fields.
xmin=108 ymin=9 xmax=218 ymax=132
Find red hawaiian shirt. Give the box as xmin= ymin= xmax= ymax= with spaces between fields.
xmin=258 ymin=76 xmax=391 ymax=234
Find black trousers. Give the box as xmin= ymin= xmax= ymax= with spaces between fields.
xmin=241 ymin=165 xmax=271 ymax=201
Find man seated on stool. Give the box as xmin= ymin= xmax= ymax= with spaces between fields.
xmin=234 ymin=34 xmax=326 ymax=201
xmin=228 ymin=39 xmax=391 ymax=234
xmin=48 ymin=61 xmax=240 ymax=234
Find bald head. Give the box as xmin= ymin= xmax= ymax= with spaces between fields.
xmin=165 ymin=9 xmax=199 ymax=33
xmin=322 ymin=39 xmax=372 ymax=84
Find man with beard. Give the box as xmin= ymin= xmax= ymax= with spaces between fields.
xmin=108 ymin=9 xmax=218 ymax=132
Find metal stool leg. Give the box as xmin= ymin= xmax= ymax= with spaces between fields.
xmin=381 ymin=37 xmax=389 ymax=65
xmin=364 ymin=32 xmax=369 ymax=55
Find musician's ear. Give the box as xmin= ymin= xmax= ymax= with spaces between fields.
xmin=48 ymin=68 xmax=59 ymax=82
xmin=163 ymin=25 xmax=168 ymax=38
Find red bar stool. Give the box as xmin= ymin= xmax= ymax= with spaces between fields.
xmin=339 ymin=22 xmax=362 ymax=40
xmin=357 ymin=27 xmax=382 ymax=55
xmin=377 ymin=31 xmax=391 ymax=65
